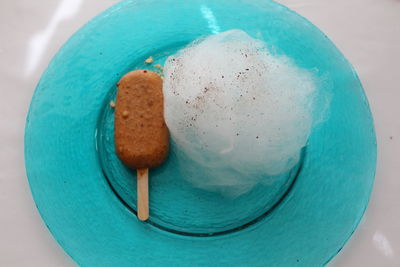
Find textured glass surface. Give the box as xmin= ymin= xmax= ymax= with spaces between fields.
xmin=24 ymin=0 xmax=377 ymax=266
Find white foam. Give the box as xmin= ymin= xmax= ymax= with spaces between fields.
xmin=163 ymin=29 xmax=329 ymax=196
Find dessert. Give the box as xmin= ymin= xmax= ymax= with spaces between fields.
xmin=163 ymin=30 xmax=329 ymax=196
xmin=114 ymin=70 xmax=169 ymax=220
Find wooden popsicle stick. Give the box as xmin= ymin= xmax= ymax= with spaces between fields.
xmin=137 ymin=168 xmax=149 ymax=221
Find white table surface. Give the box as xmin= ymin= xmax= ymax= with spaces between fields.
xmin=0 ymin=0 xmax=399 ymax=266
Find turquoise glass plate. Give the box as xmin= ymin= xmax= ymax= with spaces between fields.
xmin=24 ymin=0 xmax=377 ymax=266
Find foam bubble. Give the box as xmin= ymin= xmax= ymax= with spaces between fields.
xmin=163 ymin=29 xmax=329 ymax=196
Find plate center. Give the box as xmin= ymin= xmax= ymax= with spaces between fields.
xmin=96 ymin=77 xmax=302 ymax=236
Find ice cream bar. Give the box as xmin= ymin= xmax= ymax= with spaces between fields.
xmin=114 ymin=69 xmax=169 ymax=221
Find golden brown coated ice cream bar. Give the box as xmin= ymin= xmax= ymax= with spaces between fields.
xmin=114 ymin=70 xmax=169 ymax=221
